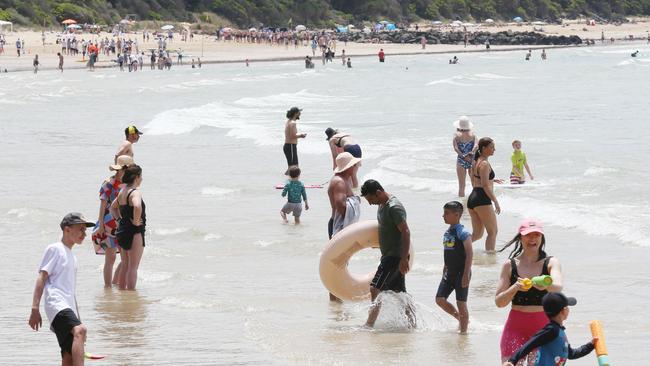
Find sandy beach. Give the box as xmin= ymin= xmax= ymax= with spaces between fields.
xmin=1 ymin=18 xmax=649 ymax=72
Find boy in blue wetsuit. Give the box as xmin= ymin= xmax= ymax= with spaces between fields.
xmin=281 ymin=166 xmax=309 ymax=224
xmin=435 ymin=201 xmax=473 ymax=334
xmin=504 ymin=292 xmax=595 ymax=366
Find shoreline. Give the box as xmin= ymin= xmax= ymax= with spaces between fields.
xmin=0 ymin=42 xmax=619 ymax=74
xmin=1 ymin=21 xmax=649 ymax=73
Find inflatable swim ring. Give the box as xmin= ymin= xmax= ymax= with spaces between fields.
xmin=319 ymin=220 xmax=413 ymax=301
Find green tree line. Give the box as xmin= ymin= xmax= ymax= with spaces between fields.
xmin=1 ymin=0 xmax=649 ymax=27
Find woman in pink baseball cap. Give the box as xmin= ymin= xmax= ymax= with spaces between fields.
xmin=494 ymin=219 xmax=565 ymax=365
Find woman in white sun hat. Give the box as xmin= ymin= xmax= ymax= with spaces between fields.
xmin=452 ymin=116 xmax=478 ymax=197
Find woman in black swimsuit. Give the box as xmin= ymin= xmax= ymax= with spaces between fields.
xmin=325 ymin=127 xmax=362 ymax=188
xmin=467 ymin=137 xmax=502 ymax=252
xmin=110 ymin=165 xmax=146 ymax=290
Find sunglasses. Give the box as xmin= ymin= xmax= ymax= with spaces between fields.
xmin=457 ymin=128 xmax=470 ymax=132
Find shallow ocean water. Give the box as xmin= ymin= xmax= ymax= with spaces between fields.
xmin=1 ymin=43 xmax=649 ymax=365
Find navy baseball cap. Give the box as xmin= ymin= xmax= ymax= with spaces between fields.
xmin=542 ymin=292 xmax=577 ymax=317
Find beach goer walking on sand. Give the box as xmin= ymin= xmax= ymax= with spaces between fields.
xmin=541 ymin=49 xmax=547 ymax=60
xmin=92 ymin=155 xmax=133 ymax=288
xmin=283 ymin=107 xmax=306 ymax=174
xmin=503 ymin=292 xmax=595 ymax=366
xmin=29 ymin=212 xmax=95 ymax=366
xmin=467 ymin=137 xmax=503 ymax=252
xmin=525 ymin=50 xmax=532 ymax=61
xmin=421 ymin=36 xmax=427 ymax=49
xmin=16 ymin=38 xmax=21 ymax=57
xmin=326 ymin=128 xmax=362 ymax=188
xmin=361 ymin=179 xmax=415 ymax=328
xmin=281 ymin=166 xmax=309 ymax=224
xmin=495 ymin=220 xmax=564 ymax=365
xmin=57 ymin=53 xmax=64 ymax=72
xmin=33 ymin=55 xmax=39 ymax=74
xmin=111 ymin=165 xmax=146 ymax=290
xmin=453 ymin=116 xmax=478 ymax=197
xmin=378 ymin=48 xmax=385 ymax=62
xmin=510 ymin=140 xmax=534 ymax=185
xmin=115 ymin=125 xmax=143 ymax=162
xmin=341 ymin=49 xmax=346 ymax=65
xmin=436 ymin=201 xmax=473 ymax=334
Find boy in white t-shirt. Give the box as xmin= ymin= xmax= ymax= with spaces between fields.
xmin=29 ymin=212 xmax=95 ymax=365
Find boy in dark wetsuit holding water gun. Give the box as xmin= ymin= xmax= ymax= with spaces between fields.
xmin=503 ymin=292 xmax=595 ymax=366
xmin=435 ymin=201 xmax=473 ymax=334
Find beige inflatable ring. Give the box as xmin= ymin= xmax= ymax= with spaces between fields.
xmin=319 ymin=220 xmax=414 ymax=301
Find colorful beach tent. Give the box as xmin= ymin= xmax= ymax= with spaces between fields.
xmin=295 ymin=25 xmax=306 ymax=31
xmin=336 ymin=27 xmax=348 ymax=33
xmin=513 ymin=16 xmax=523 ymax=22
xmin=161 ymin=25 xmax=174 ymax=30
xmin=386 ymin=23 xmax=396 ymax=30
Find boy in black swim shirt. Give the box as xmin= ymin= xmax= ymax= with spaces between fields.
xmin=503 ymin=292 xmax=595 ymax=366
xmin=435 ymin=201 xmax=473 ymax=333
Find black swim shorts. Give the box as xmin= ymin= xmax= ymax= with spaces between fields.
xmin=51 ymin=308 xmax=82 ymax=356
xmin=436 ymin=269 xmax=469 ymax=302
xmin=371 ymin=256 xmax=406 ymax=293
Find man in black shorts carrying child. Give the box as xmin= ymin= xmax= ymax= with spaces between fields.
xmin=435 ymin=201 xmax=473 ymax=334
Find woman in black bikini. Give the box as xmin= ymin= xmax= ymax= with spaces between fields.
xmin=110 ymin=165 xmax=146 ymax=290
xmin=467 ymin=137 xmax=502 ymax=252
xmin=325 ymin=127 xmax=362 ymax=188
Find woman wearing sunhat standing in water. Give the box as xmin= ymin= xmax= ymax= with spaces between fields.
xmin=452 ymin=116 xmax=478 ymax=197
xmin=92 ymin=155 xmax=134 ymax=287
xmin=325 ymin=127 xmax=362 ymax=188
xmin=495 ymin=220 xmax=564 ymax=365
xmin=283 ymin=107 xmax=307 ymax=175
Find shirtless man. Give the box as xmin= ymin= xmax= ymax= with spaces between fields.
xmin=327 ymin=152 xmax=362 ymax=301
xmin=115 ymin=125 xmax=143 ymax=163
xmin=283 ymin=107 xmax=306 ymax=175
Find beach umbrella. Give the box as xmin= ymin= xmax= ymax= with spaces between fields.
xmin=295 ymin=25 xmax=306 ymax=31
xmin=484 ymin=19 xmax=494 ymax=23
xmin=379 ymin=20 xmax=390 ymax=24
xmin=249 ymin=27 xmax=257 ymax=32
xmin=513 ymin=16 xmax=523 ymax=23
xmin=432 ymin=20 xmax=443 ymax=25
xmin=161 ymin=25 xmax=174 ymax=30
xmin=62 ymin=19 xmax=77 ymax=25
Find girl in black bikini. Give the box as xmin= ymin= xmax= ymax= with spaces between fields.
xmin=111 ymin=165 xmax=146 ymax=290
xmin=467 ymin=137 xmax=502 ymax=252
